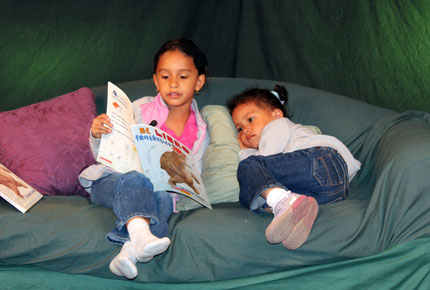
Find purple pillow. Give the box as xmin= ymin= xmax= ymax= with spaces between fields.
xmin=0 ymin=87 xmax=97 ymax=198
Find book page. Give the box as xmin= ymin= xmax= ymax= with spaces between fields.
xmin=131 ymin=124 xmax=212 ymax=209
xmin=0 ymin=163 xmax=43 ymax=213
xmin=97 ymin=82 xmax=142 ymax=173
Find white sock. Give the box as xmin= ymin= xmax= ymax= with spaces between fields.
xmin=109 ymin=241 xmax=138 ymax=279
xmin=266 ymin=188 xmax=293 ymax=208
xmin=127 ymin=218 xmax=171 ymax=262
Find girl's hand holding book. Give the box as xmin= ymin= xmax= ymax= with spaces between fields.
xmin=91 ymin=114 xmax=113 ymax=139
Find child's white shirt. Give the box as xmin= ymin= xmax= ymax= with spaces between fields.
xmin=238 ymin=118 xmax=361 ymax=181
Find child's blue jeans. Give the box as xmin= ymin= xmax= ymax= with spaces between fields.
xmin=90 ymin=171 xmax=173 ymax=245
xmin=237 ymin=146 xmax=349 ymax=214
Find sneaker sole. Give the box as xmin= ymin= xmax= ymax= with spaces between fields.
xmin=282 ymin=196 xmax=318 ymax=250
xmin=265 ymin=195 xmax=309 ymax=244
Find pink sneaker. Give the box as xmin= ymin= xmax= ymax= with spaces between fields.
xmin=282 ymin=196 xmax=318 ymax=250
xmin=265 ymin=194 xmax=318 ymax=249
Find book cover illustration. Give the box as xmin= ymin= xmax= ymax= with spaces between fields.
xmin=0 ymin=163 xmax=43 ymax=213
xmin=132 ymin=124 xmax=211 ymax=209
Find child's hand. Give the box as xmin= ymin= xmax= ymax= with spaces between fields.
xmin=91 ymin=114 xmax=113 ymax=139
xmin=237 ymin=135 xmax=250 ymax=150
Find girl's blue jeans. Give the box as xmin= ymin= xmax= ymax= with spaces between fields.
xmin=237 ymin=146 xmax=349 ymax=214
xmin=90 ymin=171 xmax=173 ymax=245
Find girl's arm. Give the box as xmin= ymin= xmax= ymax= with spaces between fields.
xmin=91 ymin=114 xmax=112 ymax=139
xmin=88 ymin=114 xmax=113 ymax=158
xmin=256 ymin=118 xmax=292 ymax=156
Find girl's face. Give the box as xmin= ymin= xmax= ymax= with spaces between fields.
xmin=232 ymin=101 xmax=283 ymax=149
xmin=153 ymin=50 xmax=205 ymax=110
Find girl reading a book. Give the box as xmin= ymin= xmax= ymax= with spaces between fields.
xmin=79 ymin=38 xmax=209 ymax=279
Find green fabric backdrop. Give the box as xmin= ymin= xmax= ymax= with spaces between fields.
xmin=1 ymin=0 xmax=429 ymax=112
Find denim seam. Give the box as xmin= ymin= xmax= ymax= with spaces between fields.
xmin=318 ymin=185 xmax=347 ymax=197
xmin=333 ymin=150 xmax=348 ymax=199
xmin=340 ymin=152 xmax=348 ymax=199
xmin=312 ymin=153 xmax=344 ymax=187
xmin=115 ymin=176 xmax=125 ymax=229
xmin=249 ymin=162 xmax=288 ymax=213
xmin=106 ymin=232 xmax=130 ymax=245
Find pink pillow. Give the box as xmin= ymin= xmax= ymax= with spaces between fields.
xmin=0 ymin=87 xmax=97 ymax=198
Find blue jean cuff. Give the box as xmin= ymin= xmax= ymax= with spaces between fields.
xmin=250 ymin=183 xmax=289 ymax=214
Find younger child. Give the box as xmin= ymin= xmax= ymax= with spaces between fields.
xmin=227 ymin=85 xmax=361 ymax=250
xmin=79 ymin=39 xmax=209 ymax=279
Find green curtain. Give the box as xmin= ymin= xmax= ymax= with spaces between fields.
xmin=1 ymin=0 xmax=429 ymax=112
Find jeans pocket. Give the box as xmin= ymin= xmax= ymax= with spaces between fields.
xmin=312 ymin=153 xmax=344 ymax=187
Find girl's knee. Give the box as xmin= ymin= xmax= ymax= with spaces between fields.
xmin=121 ymin=171 xmax=143 ymax=181
xmin=120 ymin=171 xmax=153 ymax=190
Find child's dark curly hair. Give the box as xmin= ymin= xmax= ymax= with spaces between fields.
xmin=227 ymin=85 xmax=289 ymax=117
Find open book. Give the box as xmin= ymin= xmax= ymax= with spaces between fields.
xmin=0 ymin=163 xmax=43 ymax=213
xmin=97 ymin=82 xmax=211 ymax=209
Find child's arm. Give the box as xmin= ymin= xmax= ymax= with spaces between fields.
xmin=258 ymin=119 xmax=292 ymax=156
xmin=91 ymin=114 xmax=113 ymax=139
xmin=86 ymin=114 xmax=113 ymax=159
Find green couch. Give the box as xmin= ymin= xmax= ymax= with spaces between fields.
xmin=1 ymin=77 xmax=429 ymax=289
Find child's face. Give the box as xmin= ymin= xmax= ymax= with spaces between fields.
xmin=153 ymin=50 xmax=205 ymax=110
xmin=232 ymin=102 xmax=283 ymax=149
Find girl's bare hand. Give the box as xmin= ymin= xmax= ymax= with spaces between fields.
xmin=237 ymin=135 xmax=250 ymax=150
xmin=91 ymin=114 xmax=113 ymax=139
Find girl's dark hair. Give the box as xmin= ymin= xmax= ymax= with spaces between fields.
xmin=227 ymin=85 xmax=289 ymax=117
xmin=153 ymin=38 xmax=209 ymax=76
